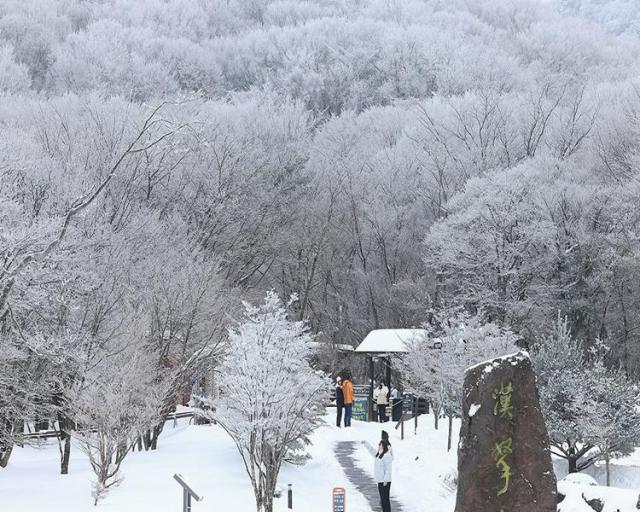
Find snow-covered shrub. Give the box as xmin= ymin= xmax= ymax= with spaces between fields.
xmin=561 ymin=473 xmax=598 ymax=486
xmin=211 ymin=292 xmax=330 ymax=512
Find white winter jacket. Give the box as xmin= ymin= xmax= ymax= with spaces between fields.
xmin=374 ymin=451 xmax=393 ymax=482
xmin=376 ymin=386 xmax=389 ymax=405
xmin=365 ymin=442 xmax=393 ymax=482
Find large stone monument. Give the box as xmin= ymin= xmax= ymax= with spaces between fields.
xmin=455 ymin=351 xmax=557 ymax=512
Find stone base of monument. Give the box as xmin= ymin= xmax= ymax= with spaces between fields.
xmin=454 ymin=351 xmax=557 ymax=512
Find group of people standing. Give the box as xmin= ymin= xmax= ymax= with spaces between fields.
xmin=335 ymin=373 xmax=400 ymax=427
xmin=335 ymin=372 xmax=354 ymax=427
xmin=335 ymin=373 xmax=395 ymax=512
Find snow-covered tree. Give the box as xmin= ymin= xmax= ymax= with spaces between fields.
xmin=73 ymin=347 xmax=158 ymax=505
xmin=0 ymin=45 xmax=30 ymax=93
xmin=0 ymin=99 xmax=181 ymax=470
xmin=532 ymin=316 xmax=640 ymax=477
xmin=400 ymin=310 xmax=519 ymax=448
xmin=583 ymin=343 xmax=640 ymax=486
xmin=211 ymin=292 xmax=329 ymax=512
xmin=531 ymin=316 xmax=592 ymax=473
xmin=3 ymin=0 xmax=640 ymax=499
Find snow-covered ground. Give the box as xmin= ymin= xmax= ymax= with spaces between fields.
xmin=1 ymin=411 xmax=639 ymax=512
xmin=0 ymin=415 xmax=371 ymax=512
xmin=0 ymin=411 xmax=457 ymax=512
xmin=558 ymin=483 xmax=640 ymax=512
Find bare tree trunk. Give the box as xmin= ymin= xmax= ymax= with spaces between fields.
xmin=117 ymin=440 xmax=128 ymax=462
xmin=143 ymin=429 xmax=152 ymax=451
xmin=16 ymin=421 xmax=25 ymax=447
xmin=253 ymin=482 xmax=264 ymax=512
xmin=60 ymin=435 xmax=71 ymax=474
xmin=0 ymin=444 xmax=13 ymax=468
xmin=447 ymin=415 xmax=453 ymax=451
xmin=149 ymin=365 xmax=191 ymax=450
xmin=150 ymin=424 xmax=162 ymax=450
xmin=57 ymin=413 xmax=73 ymax=474
xmin=605 ymin=453 xmax=610 ymax=487
xmin=0 ymin=418 xmax=15 ymax=468
xmin=262 ymin=466 xmax=279 ymax=512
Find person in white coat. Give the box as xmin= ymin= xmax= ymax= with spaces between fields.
xmin=376 ymin=383 xmax=389 ymax=422
xmin=363 ymin=439 xmax=393 ymax=512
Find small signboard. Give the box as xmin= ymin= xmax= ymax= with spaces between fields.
xmin=353 ymin=384 xmax=370 ymax=397
xmin=402 ymin=393 xmax=415 ymax=412
xmin=352 ymin=396 xmax=369 ymax=422
xmin=332 ymin=487 xmax=346 ymax=512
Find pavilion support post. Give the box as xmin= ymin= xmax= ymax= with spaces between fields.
xmin=369 ymin=356 xmax=375 ymax=422
xmin=385 ymin=357 xmax=391 ymax=388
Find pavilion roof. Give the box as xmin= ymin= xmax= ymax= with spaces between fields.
xmin=354 ymin=329 xmax=429 ymax=354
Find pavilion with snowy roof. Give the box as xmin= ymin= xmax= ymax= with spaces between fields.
xmin=354 ymin=329 xmax=439 ymax=421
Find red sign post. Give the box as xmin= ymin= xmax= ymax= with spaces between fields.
xmin=332 ymin=487 xmax=346 ymax=512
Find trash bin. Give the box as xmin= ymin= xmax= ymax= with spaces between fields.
xmin=391 ymin=398 xmax=403 ymax=421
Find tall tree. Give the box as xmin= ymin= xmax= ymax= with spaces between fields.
xmin=210 ymin=292 xmax=329 ymax=512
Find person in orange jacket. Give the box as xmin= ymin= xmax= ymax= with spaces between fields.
xmin=342 ymin=371 xmax=354 ymax=427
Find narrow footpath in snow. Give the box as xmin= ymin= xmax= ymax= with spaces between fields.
xmin=334 ymin=441 xmax=406 ymax=512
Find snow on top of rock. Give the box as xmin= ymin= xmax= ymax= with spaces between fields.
xmin=354 ymin=329 xmax=430 ymax=353
xmin=465 ymin=351 xmax=530 ymax=374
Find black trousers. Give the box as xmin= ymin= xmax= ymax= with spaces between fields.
xmin=377 ymin=482 xmax=391 ymax=512
xmin=336 ymin=404 xmax=343 ymax=427
xmin=377 ymin=404 xmax=387 ymax=422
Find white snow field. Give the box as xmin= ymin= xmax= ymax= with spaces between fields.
xmin=1 ymin=411 xmax=639 ymax=512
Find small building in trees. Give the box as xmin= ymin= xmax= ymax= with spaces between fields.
xmin=354 ymin=329 xmax=439 ymax=421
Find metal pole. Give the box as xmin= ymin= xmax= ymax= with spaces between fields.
xmin=288 ymin=483 xmax=293 ymax=509
xmin=174 ymin=473 xmax=203 ymax=512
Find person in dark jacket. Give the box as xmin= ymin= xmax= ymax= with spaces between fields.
xmin=335 ymin=376 xmax=345 ymax=427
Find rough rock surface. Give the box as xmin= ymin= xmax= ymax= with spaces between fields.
xmin=582 ymin=494 xmax=604 ymax=512
xmin=454 ymin=351 xmax=557 ymax=512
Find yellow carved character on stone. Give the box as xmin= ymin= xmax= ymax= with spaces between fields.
xmin=492 ymin=382 xmax=514 ymax=419
xmin=494 ymin=437 xmax=513 ymax=496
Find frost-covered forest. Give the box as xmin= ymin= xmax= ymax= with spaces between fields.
xmin=2 ymin=0 xmax=640 ymax=509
